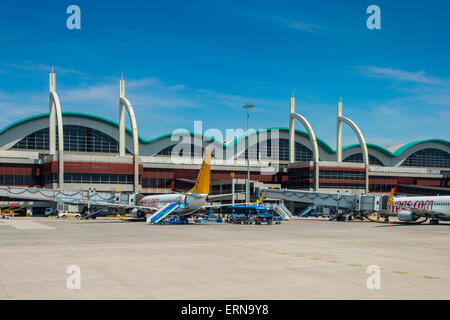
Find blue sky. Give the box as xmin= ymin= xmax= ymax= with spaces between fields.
xmin=0 ymin=0 xmax=449 ymax=147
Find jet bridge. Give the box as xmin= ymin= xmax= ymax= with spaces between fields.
xmin=0 ymin=186 xmax=135 ymax=210
xmin=257 ymin=188 xmax=385 ymax=213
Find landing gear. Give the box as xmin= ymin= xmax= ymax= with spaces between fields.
xmin=430 ymin=219 xmax=440 ymax=225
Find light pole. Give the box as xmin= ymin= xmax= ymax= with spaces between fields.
xmin=243 ymin=104 xmax=254 ymax=205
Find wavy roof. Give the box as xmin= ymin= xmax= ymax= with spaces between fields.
xmin=0 ymin=112 xmax=448 ymax=157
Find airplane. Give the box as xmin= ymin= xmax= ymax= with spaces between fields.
xmin=378 ymin=188 xmax=450 ymax=225
xmin=127 ymin=148 xmax=262 ymax=223
xmin=129 ymin=149 xmax=213 ymax=223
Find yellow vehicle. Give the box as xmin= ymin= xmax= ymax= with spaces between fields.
xmin=57 ymin=211 xmax=81 ymax=219
xmin=1 ymin=209 xmax=15 ymax=219
xmin=1 ymin=207 xmax=26 ymax=218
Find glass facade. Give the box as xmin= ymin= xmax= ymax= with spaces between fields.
xmin=157 ymin=144 xmax=205 ymax=158
xmin=319 ymin=169 xmax=365 ymax=181
xmin=142 ymin=178 xmax=173 ymax=188
xmin=288 ymin=167 xmax=366 ymax=189
xmin=0 ymin=164 xmax=36 ymax=186
xmin=41 ymin=173 xmax=134 ymax=185
xmin=142 ymin=168 xmax=173 ymax=189
xmin=61 ymin=173 xmax=135 ymax=184
xmin=401 ymin=148 xmax=450 ymax=168
xmin=11 ymin=125 xmax=129 ymax=154
xmin=267 ymin=139 xmax=313 ymax=162
xmin=156 ymin=138 xmax=313 ymax=162
xmin=343 ymin=153 xmax=384 ymax=165
xmin=288 ymin=167 xmax=314 ymax=188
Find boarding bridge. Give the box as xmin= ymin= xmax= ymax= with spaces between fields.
xmin=258 ymin=188 xmax=385 ymax=213
xmin=0 ymin=186 xmax=135 ymax=206
xmin=147 ymin=202 xmax=181 ymax=224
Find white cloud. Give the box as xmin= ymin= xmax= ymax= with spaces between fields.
xmin=270 ymin=17 xmax=325 ymax=34
xmin=0 ymin=91 xmax=46 ymax=126
xmin=350 ymin=65 xmax=450 ymax=143
xmin=223 ymin=1 xmax=326 ymax=35
xmin=0 ymin=61 xmax=86 ymax=76
xmin=358 ymin=66 xmax=448 ymax=86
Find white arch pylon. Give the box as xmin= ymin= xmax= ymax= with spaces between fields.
xmin=289 ymin=95 xmax=320 ymax=190
xmin=336 ymin=100 xmax=369 ymax=193
xmin=49 ymin=72 xmax=64 ymax=189
xmin=119 ymin=78 xmax=140 ymax=192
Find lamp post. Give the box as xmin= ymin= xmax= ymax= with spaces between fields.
xmin=243 ymin=104 xmax=254 ymax=205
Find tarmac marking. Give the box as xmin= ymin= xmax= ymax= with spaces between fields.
xmin=170 ymin=232 xmax=442 ymax=281
xmin=3 ymin=220 xmax=54 ymax=230
xmin=419 ymin=275 xmax=438 ymax=280
xmin=392 ymin=270 xmax=409 ymax=275
xmin=253 ymin=229 xmax=450 ymax=252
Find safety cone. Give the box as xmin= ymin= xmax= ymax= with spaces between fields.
xmin=387 ymin=221 xmax=390 ymax=229
xmin=78 ymin=218 xmax=80 ymax=225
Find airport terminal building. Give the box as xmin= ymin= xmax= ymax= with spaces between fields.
xmin=0 ymin=74 xmax=449 ymax=204
xmin=0 ymin=111 xmax=448 ymax=198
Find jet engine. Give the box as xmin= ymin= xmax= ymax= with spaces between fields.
xmin=397 ymin=210 xmax=418 ymax=222
xmin=130 ymin=208 xmax=146 ymax=219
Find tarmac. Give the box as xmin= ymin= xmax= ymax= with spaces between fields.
xmin=0 ymin=216 xmax=449 ymax=299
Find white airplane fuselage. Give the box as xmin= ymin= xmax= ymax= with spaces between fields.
xmin=389 ymin=195 xmax=450 ymax=219
xmin=131 ymin=149 xmax=212 ymax=220
xmin=139 ymin=193 xmax=207 ymax=215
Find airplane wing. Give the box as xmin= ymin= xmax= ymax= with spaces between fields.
xmin=206 ymin=193 xmax=245 ymax=200
xmin=387 ymin=205 xmax=442 ymax=217
xmin=202 ymin=190 xmax=267 ymax=209
xmin=57 ymin=198 xmax=159 ymax=212
xmin=202 ymin=202 xmax=257 ymax=209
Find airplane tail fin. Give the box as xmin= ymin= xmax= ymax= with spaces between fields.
xmin=387 ymin=187 xmax=396 ymax=206
xmin=188 ymin=149 xmax=211 ymax=195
